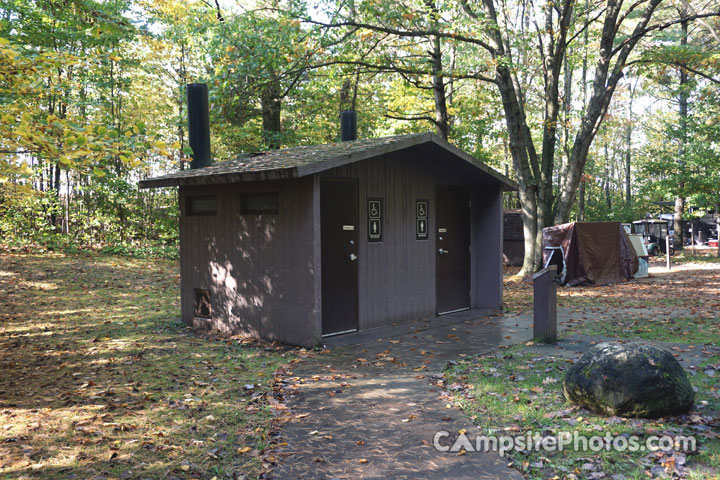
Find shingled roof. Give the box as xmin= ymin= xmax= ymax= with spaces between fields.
xmin=138 ymin=132 xmax=517 ymax=190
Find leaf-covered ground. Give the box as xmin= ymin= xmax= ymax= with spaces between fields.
xmin=0 ymin=253 xmax=294 ymax=480
xmin=504 ymin=256 xmax=720 ymax=345
xmin=445 ymin=257 xmax=720 ymax=479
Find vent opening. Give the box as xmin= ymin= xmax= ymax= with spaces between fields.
xmin=194 ymin=289 xmax=211 ymax=319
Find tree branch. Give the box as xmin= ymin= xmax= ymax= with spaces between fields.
xmin=301 ymin=17 xmax=497 ymax=55
xmin=299 ymin=59 xmax=498 ymax=84
xmin=611 ymin=11 xmax=720 ymax=58
xmin=385 ymin=112 xmax=437 ymax=124
xmin=565 ymin=6 xmax=606 ymax=47
xmin=673 ymin=62 xmax=720 ymax=85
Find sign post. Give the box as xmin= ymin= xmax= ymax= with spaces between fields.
xmin=691 ymin=221 xmax=696 ymax=257
xmin=533 ymin=265 xmax=558 ymax=344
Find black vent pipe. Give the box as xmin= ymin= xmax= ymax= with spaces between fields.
xmin=187 ymin=83 xmax=211 ymax=169
xmin=340 ymin=110 xmax=357 ymax=141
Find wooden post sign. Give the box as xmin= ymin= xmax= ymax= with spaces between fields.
xmin=533 ymin=264 xmax=558 ymax=344
xmin=368 ymin=198 xmax=382 ymax=242
xmin=416 ymin=199 xmax=428 ymax=240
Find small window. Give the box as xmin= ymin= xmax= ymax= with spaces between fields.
xmin=194 ymin=289 xmax=211 ymax=318
xmin=186 ymin=196 xmax=217 ymax=216
xmin=241 ymin=192 xmax=279 ymax=215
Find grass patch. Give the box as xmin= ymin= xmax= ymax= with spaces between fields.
xmin=573 ymin=315 xmax=720 ymax=345
xmin=672 ymin=253 xmax=720 ymax=264
xmin=444 ymin=345 xmax=720 ymax=479
xmin=0 ymin=253 xmax=294 ymax=479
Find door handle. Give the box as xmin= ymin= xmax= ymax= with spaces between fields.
xmin=349 ymin=253 xmax=358 ymax=261
xmin=438 ymin=248 xmax=448 ymax=255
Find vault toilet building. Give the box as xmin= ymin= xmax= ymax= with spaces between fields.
xmin=140 ymin=84 xmax=516 ymax=346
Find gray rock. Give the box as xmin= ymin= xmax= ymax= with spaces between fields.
xmin=563 ymin=342 xmax=695 ymax=418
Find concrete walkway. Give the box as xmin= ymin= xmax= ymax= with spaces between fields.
xmin=270 ymin=310 xmax=531 ymax=479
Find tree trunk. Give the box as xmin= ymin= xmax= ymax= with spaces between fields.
xmin=64 ymin=170 xmax=70 ymax=234
xmin=625 ymin=79 xmax=635 ymax=206
xmin=519 ymin=185 xmax=538 ymax=277
xmin=178 ymin=43 xmax=187 ymax=170
xmin=261 ymin=80 xmax=282 ymax=149
xmin=427 ymin=0 xmax=450 ymax=140
xmin=674 ymin=16 xmax=689 ymax=250
xmin=430 ymin=34 xmax=450 ymax=140
xmin=495 ymin=67 xmax=539 ymax=275
xmin=604 ymin=143 xmax=612 ymax=210
xmin=471 ymin=0 xmax=662 ymax=273
xmin=47 ymin=162 xmax=61 ymax=230
xmin=554 ymin=0 xmax=663 ymax=224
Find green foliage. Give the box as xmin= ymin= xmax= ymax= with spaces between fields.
xmin=638 ymin=87 xmax=720 ymax=214
xmin=1 ymin=0 xmax=718 ymax=252
xmin=0 ymin=0 xmax=179 ymax=254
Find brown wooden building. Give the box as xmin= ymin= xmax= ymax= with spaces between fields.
xmin=503 ymin=209 xmax=525 ymax=266
xmin=140 ymin=133 xmax=516 ymax=346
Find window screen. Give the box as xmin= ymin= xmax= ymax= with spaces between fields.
xmin=241 ymin=193 xmax=279 ymax=214
xmin=186 ymin=196 xmax=217 ymax=216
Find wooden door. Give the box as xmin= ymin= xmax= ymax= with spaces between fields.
xmin=436 ymin=186 xmax=471 ymax=314
xmin=321 ymin=179 xmax=359 ymax=336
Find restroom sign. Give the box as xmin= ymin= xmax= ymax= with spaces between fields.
xmin=416 ymin=199 xmax=428 ymax=240
xmin=368 ymin=198 xmax=382 ymax=242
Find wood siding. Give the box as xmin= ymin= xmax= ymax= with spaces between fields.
xmin=321 ymin=143 xmax=504 ymax=331
xmin=473 ymin=186 xmax=504 ymax=310
xmin=503 ymin=210 xmax=524 ymax=266
xmin=179 ymin=177 xmax=319 ymax=347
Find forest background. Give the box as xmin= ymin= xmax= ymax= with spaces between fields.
xmin=1 ymin=0 xmax=718 ymax=272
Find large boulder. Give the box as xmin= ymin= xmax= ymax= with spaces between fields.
xmin=563 ymin=342 xmax=695 ymax=418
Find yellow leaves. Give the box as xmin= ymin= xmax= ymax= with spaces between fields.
xmin=124 ymin=130 xmax=133 ymax=138
xmin=237 ymin=446 xmax=252 ymax=454
xmin=1 ymin=47 xmax=18 ymax=60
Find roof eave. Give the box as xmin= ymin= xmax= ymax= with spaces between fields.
xmin=138 ymin=167 xmax=300 ymax=189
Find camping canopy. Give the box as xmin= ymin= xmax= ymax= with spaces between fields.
xmin=542 ymin=222 xmax=639 ymax=286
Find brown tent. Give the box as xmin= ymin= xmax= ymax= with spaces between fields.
xmin=542 ymin=222 xmax=639 ymax=286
